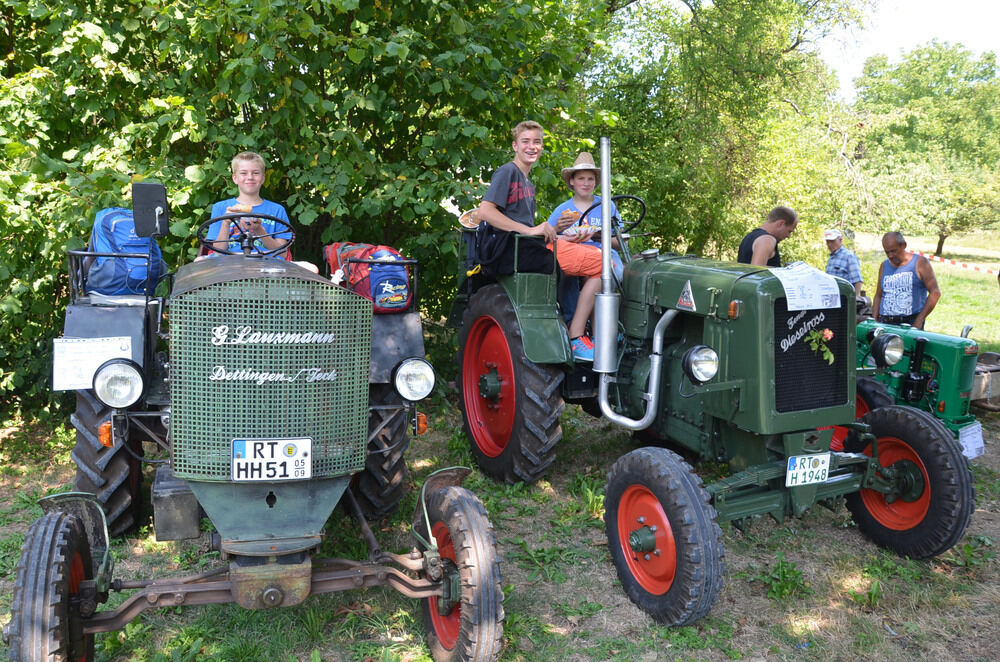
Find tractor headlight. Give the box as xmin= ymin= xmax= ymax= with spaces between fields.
xmin=92 ymin=359 xmax=145 ymax=409
xmin=393 ymin=358 xmax=436 ymax=401
xmin=682 ymin=345 xmax=719 ymax=385
xmin=871 ymin=333 xmax=904 ymax=368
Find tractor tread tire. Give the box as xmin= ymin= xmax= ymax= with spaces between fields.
xmin=70 ymin=391 xmax=142 ymax=537
xmin=846 ymin=406 xmax=974 ymax=559
xmin=7 ymin=511 xmax=95 ymax=661
xmin=354 ymin=384 xmax=411 ymax=520
xmin=417 ymin=486 xmax=504 ymax=662
xmin=458 ymin=284 xmax=564 ymax=484
xmin=604 ymin=447 xmax=725 ymax=626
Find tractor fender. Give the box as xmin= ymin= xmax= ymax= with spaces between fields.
xmin=370 ymin=311 xmax=427 ymax=383
xmin=499 ymin=276 xmax=572 ymax=366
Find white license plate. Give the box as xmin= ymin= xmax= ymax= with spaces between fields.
xmin=785 ymin=453 xmax=830 ymax=487
xmin=958 ymin=422 xmax=984 ymax=459
xmin=232 ymin=438 xmax=312 ymax=481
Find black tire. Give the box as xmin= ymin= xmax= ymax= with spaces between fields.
xmin=353 ymin=384 xmax=411 ymax=520
xmin=7 ymin=511 xmax=95 ymax=662
xmin=857 ymin=376 xmax=893 ymax=413
xmin=70 ymin=391 xmax=143 ymax=536
xmin=457 ymin=284 xmax=564 ymax=484
xmin=846 ymin=406 xmax=974 ymax=559
xmin=416 ymin=486 xmax=503 ymax=662
xmin=838 ymin=377 xmax=895 ymax=452
xmin=604 ymin=447 xmax=724 ymax=626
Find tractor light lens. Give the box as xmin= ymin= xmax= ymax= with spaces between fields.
xmin=682 ymin=345 xmax=719 ymax=385
xmin=871 ymin=333 xmax=904 ymax=367
xmin=393 ymin=358 xmax=436 ymax=401
xmin=93 ymin=359 xmax=145 ymax=409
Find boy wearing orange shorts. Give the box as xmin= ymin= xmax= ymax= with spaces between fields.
xmin=477 ymin=120 xmax=602 ymax=361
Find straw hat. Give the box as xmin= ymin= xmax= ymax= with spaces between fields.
xmin=458 ymin=209 xmax=480 ymax=228
xmin=561 ymin=152 xmax=600 ymax=188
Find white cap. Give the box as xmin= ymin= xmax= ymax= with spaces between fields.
xmin=824 ymin=229 xmax=842 ymax=240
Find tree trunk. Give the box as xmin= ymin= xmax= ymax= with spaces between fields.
xmin=935 ymin=234 xmax=947 ymax=255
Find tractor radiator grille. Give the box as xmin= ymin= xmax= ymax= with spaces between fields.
xmin=169 ymin=278 xmax=372 ymax=480
xmin=773 ymin=297 xmax=849 ymax=413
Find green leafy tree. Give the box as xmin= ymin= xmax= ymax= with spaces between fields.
xmin=852 ymin=42 xmax=1000 ymax=252
xmin=1 ymin=0 xmax=609 ymax=411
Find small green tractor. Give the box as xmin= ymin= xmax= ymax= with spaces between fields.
xmin=854 ymin=318 xmax=984 ymax=460
xmin=5 ymin=183 xmax=503 ymax=662
xmin=450 ymin=138 xmax=975 ymax=625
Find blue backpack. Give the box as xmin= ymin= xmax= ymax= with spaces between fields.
xmin=85 ymin=207 xmax=167 ymax=295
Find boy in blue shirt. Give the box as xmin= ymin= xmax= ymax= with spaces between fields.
xmin=206 ymin=151 xmax=292 ymax=256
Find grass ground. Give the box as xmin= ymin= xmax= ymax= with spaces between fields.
xmin=2 ymin=229 xmax=998 ymax=661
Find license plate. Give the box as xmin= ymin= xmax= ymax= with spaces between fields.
xmin=958 ymin=422 xmax=984 ymax=459
xmin=785 ymin=453 xmax=830 ymax=487
xmin=232 ymin=438 xmax=312 ymax=481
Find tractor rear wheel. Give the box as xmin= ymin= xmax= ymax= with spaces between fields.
xmin=457 ymin=284 xmax=564 ymax=484
xmin=604 ymin=447 xmax=724 ymax=626
xmin=6 ymin=511 xmax=95 ymax=662
xmin=353 ymin=384 xmax=411 ymax=520
xmin=71 ymin=390 xmax=143 ymax=536
xmin=846 ymin=406 xmax=974 ymax=559
xmin=417 ymin=486 xmax=503 ymax=662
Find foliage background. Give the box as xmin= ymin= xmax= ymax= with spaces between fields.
xmin=3 ymin=0 xmax=998 ymax=413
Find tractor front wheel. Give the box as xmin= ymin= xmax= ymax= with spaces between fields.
xmin=604 ymin=447 xmax=724 ymax=626
xmin=417 ymin=486 xmax=503 ymax=662
xmin=6 ymin=511 xmax=95 ymax=662
xmin=457 ymin=284 xmax=564 ymax=483
xmin=846 ymin=406 xmax=974 ymax=559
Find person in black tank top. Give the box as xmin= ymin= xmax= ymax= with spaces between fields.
xmin=736 ymin=206 xmax=798 ymax=267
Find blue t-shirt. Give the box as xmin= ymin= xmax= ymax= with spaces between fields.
xmin=547 ymin=196 xmax=623 ymax=279
xmin=207 ymin=198 xmax=292 ymax=256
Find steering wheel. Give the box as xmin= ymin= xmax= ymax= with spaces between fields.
xmin=197 ymin=213 xmax=295 ymax=257
xmin=576 ymin=195 xmax=646 ymax=236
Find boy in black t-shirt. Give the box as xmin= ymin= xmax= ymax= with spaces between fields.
xmin=476 ymin=121 xmax=602 ymax=361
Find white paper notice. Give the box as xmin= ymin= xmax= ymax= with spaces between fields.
xmin=53 ymin=337 xmax=132 ymax=390
xmin=769 ymin=262 xmax=842 ymax=311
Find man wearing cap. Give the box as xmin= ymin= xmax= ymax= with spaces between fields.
xmin=823 ymin=229 xmax=863 ymax=296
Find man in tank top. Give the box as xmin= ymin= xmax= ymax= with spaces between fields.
xmin=736 ymin=206 xmax=798 ymax=267
xmin=873 ymin=231 xmax=940 ymax=329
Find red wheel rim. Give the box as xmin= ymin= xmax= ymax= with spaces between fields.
xmin=616 ymin=484 xmax=677 ymax=595
xmin=69 ymin=551 xmax=89 ymax=662
xmin=859 ymin=436 xmax=931 ymax=530
xmin=828 ymin=395 xmax=872 ymax=451
xmin=462 ymin=315 xmax=515 ymax=458
xmin=427 ymin=521 xmax=460 ymax=650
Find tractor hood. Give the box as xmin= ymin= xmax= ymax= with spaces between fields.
xmin=621 ymin=252 xmax=776 ymax=317
xmin=172 ymin=255 xmax=334 ymax=296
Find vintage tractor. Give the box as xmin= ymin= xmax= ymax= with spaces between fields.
xmin=854 ymin=319 xmax=984 ymax=460
xmin=451 ymin=138 xmax=974 ymax=625
xmin=4 ymin=182 xmax=503 ymax=662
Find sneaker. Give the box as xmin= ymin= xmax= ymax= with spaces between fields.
xmin=571 ymin=335 xmax=595 ymax=362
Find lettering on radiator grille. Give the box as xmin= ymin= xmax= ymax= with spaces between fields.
xmin=779 ymin=311 xmax=825 ymax=353
xmin=210 ymin=366 xmax=339 ymax=385
xmin=211 ymin=325 xmax=337 ymax=346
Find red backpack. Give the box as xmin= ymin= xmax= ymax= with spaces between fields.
xmin=323 ymin=242 xmax=413 ymax=313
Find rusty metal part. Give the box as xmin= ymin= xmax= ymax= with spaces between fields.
xmin=82 ymin=556 xmax=443 ymax=634
xmin=230 ymin=557 xmax=311 ymax=609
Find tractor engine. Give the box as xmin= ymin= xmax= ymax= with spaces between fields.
xmin=612 ymin=253 xmax=856 ymax=467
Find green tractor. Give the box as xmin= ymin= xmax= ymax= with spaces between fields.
xmin=5 ymin=183 xmax=503 ymax=662
xmin=854 ymin=318 xmax=984 ymax=460
xmin=451 ymin=138 xmax=975 ymax=625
